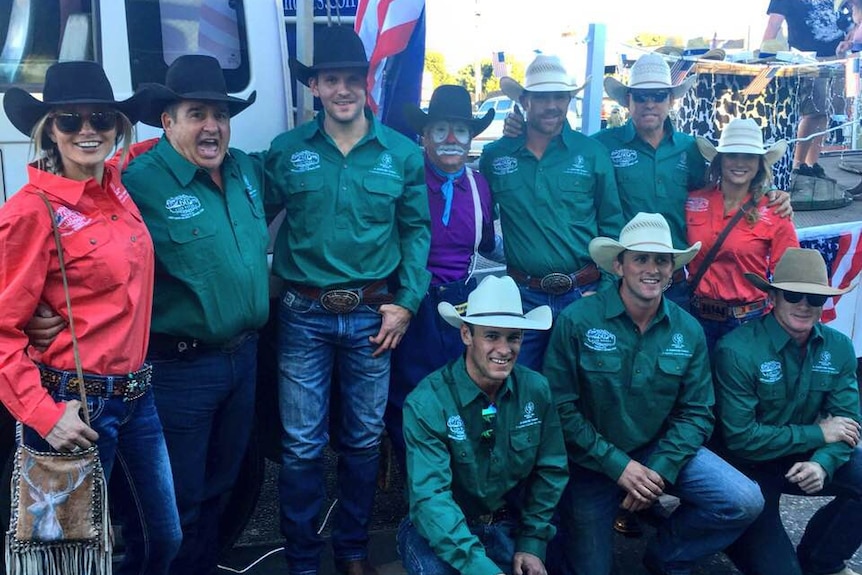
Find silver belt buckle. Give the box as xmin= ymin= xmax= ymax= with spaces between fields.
xmin=319 ymin=289 xmax=361 ymax=314
xmin=540 ymin=272 xmax=574 ymax=295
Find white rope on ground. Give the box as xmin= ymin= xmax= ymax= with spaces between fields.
xmin=786 ymin=119 xmax=856 ymax=144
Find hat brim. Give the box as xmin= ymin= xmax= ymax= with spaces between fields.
xmin=501 ymin=76 xmax=585 ymax=102
xmin=437 ymin=301 xmax=552 ymax=331
xmin=135 ymin=83 xmax=256 ymax=127
xmin=289 ymin=58 xmax=369 ymax=88
xmin=744 ymin=272 xmax=854 ymax=296
xmin=403 ymin=106 xmax=495 ymax=136
xmin=589 ymin=238 xmax=701 ymax=274
xmin=604 ymin=75 xmax=696 ymax=107
xmin=696 ymin=136 xmax=788 ymax=165
xmin=4 ymin=87 xmax=144 ymax=145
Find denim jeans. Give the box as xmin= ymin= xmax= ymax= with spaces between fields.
xmin=386 ymin=277 xmax=476 ymax=470
xmin=396 ymin=517 xmax=516 ymax=575
xmin=556 ymin=445 xmax=763 ymax=575
xmin=24 ymin=386 xmax=182 ymax=575
xmin=148 ymin=332 xmax=258 ymax=575
xmin=277 ymin=289 xmax=390 ymax=575
xmin=517 ymin=281 xmax=597 ymax=371
xmin=726 ymin=447 xmax=862 ymax=575
xmin=692 ymin=307 xmax=768 ymax=351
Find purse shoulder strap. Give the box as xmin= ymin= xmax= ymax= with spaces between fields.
xmin=688 ymin=195 xmax=757 ymax=293
xmin=37 ymin=193 xmax=89 ymax=425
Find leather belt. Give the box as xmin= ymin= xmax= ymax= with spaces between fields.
xmin=289 ymin=279 xmax=395 ymax=314
xmin=508 ymin=265 xmax=601 ymax=295
xmin=149 ymin=330 xmax=256 ymax=359
xmin=691 ymin=297 xmax=769 ymax=322
xmin=39 ymin=364 xmax=152 ymax=402
xmin=470 ymin=505 xmax=516 ymax=526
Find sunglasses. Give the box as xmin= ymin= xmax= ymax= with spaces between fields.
xmin=51 ymin=111 xmax=118 ymax=134
xmin=631 ymin=90 xmax=670 ymax=103
xmin=781 ymin=291 xmax=828 ymax=307
xmin=480 ymin=402 xmax=497 ymax=446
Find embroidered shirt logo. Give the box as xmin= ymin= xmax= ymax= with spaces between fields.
xmin=585 ymin=328 xmax=617 ymax=351
xmin=757 ymin=206 xmax=773 ymax=225
xmin=812 ymin=351 xmax=839 ymax=375
xmin=759 ymin=360 xmax=783 ymax=384
xmin=55 ymin=206 xmax=92 ymax=236
xmin=369 ymin=152 xmax=400 ymax=178
xmin=491 ymin=156 xmax=518 ymax=176
xmin=290 ymin=150 xmax=320 ymax=173
xmin=563 ymin=154 xmax=591 ymax=176
xmin=675 ymin=153 xmax=689 ymax=173
xmin=516 ymin=401 xmax=540 ymax=429
xmin=165 ymin=194 xmax=204 ymax=220
xmin=447 ymin=415 xmax=466 ymax=441
xmin=685 ymin=196 xmax=709 ymax=213
xmin=610 ymin=148 xmax=638 ymax=168
xmin=109 ymin=182 xmax=130 ymax=204
xmin=243 ymin=174 xmax=259 ymax=200
xmin=662 ymin=332 xmax=693 ymax=357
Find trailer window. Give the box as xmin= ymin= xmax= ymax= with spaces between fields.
xmin=0 ymin=0 xmax=95 ymax=89
xmin=125 ymin=0 xmax=249 ymax=93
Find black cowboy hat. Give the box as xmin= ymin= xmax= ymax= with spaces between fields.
xmin=289 ymin=26 xmax=369 ymax=87
xmin=3 ymin=61 xmax=142 ymax=147
xmin=404 ymin=85 xmax=495 ymax=136
xmin=135 ymin=55 xmax=256 ymax=127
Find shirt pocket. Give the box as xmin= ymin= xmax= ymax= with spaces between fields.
xmin=450 ymin=440 xmax=479 ymax=492
xmin=362 ymin=175 xmax=401 ymax=224
xmin=508 ymin=426 xmax=540 ymax=476
xmin=580 ymin=352 xmax=623 ymax=385
xmin=285 ymin=173 xmax=325 ymax=234
xmin=165 ymin=218 xmax=219 ymax=279
xmin=652 ymin=356 xmax=689 ymax=403
xmin=755 ymin=379 xmax=787 ymax=402
xmin=61 ymin=221 xmax=125 ymax=290
xmin=557 ymin=174 xmax=594 ymax=216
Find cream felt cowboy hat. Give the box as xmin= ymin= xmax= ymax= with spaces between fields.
xmin=745 ymin=248 xmax=854 ymax=296
xmin=500 ymin=54 xmax=585 ymax=101
xmin=604 ymin=52 xmax=696 ymax=107
xmin=589 ymin=212 xmax=701 ymax=274
xmin=696 ymin=118 xmax=788 ymax=165
xmin=438 ymin=275 xmax=552 ymax=331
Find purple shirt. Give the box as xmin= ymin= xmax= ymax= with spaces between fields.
xmin=425 ymin=157 xmax=495 ymax=285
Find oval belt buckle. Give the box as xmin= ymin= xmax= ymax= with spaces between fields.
xmin=540 ymin=272 xmax=574 ymax=295
xmin=320 ymin=289 xmax=361 ymax=314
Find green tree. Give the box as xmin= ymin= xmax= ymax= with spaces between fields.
xmin=424 ymin=51 xmax=454 ymax=88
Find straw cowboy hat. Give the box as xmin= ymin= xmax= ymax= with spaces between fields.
xmin=289 ymin=26 xmax=369 ymax=87
xmin=604 ymin=52 xmax=696 ymax=107
xmin=404 ymin=84 xmax=494 ymax=136
xmin=4 ymin=61 xmax=143 ymax=147
xmin=696 ymin=118 xmax=788 ymax=165
xmin=135 ymin=55 xmax=256 ymax=127
xmin=745 ymin=248 xmax=854 ymax=296
xmin=500 ymin=54 xmax=585 ymax=101
xmin=589 ymin=212 xmax=701 ymax=274
xmin=438 ymin=275 xmax=552 ymax=331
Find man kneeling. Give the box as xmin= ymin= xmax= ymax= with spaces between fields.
xmin=398 ymin=275 xmax=568 ymax=575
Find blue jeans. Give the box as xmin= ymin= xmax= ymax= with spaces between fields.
xmin=517 ymin=281 xmax=596 ymax=371
xmin=396 ymin=517 xmax=516 ymax=575
xmin=277 ymin=289 xmax=390 ymax=575
xmin=24 ymin=386 xmax=182 ymax=575
xmin=148 ymin=332 xmax=258 ymax=575
xmin=726 ymin=447 xmax=862 ymax=575
xmin=386 ymin=277 xmax=476 ymax=470
xmin=556 ymin=445 xmax=763 ymax=575
xmin=692 ymin=307 xmax=768 ymax=351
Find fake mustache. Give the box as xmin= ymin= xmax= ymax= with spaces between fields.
xmin=435 ymin=145 xmax=467 ymax=156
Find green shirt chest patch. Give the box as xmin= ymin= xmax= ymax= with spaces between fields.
xmin=811 ymin=350 xmax=840 ymax=375
xmin=515 ymin=401 xmax=541 ymax=430
xmin=759 ymin=360 xmax=783 ymax=384
xmin=289 ymin=150 xmax=321 ymax=173
xmin=491 ymin=156 xmax=518 ymax=176
xmin=662 ymin=332 xmax=693 ymax=358
xmin=165 ymin=194 xmax=204 ymax=220
xmin=610 ymin=148 xmax=638 ymax=168
xmin=563 ymin=155 xmax=592 ymax=176
xmin=447 ymin=414 xmax=467 ymax=441
xmin=584 ymin=328 xmax=617 ymax=352
xmin=369 ymin=152 xmax=401 ymax=179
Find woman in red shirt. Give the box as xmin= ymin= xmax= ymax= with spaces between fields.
xmin=686 ymin=118 xmax=799 ymax=349
xmin=0 ymin=62 xmax=180 ymax=572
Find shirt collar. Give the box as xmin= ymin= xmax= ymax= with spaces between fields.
xmin=27 ymin=163 xmax=115 ymax=206
xmin=450 ymin=355 xmax=512 ymax=407
xmin=304 ymin=107 xmax=390 ymax=149
xmin=620 ymin=117 xmax=679 ymax=146
xmin=153 ymin=135 xmax=234 ymax=187
xmin=603 ymin=284 xmax=669 ymax=326
xmin=763 ymin=312 xmax=824 ymax=352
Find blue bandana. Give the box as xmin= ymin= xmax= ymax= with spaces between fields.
xmin=429 ymin=164 xmax=465 ymax=226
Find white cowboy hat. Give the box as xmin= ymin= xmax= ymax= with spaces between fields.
xmin=604 ymin=52 xmax=696 ymax=107
xmin=745 ymin=248 xmax=854 ymax=296
xmin=696 ymin=118 xmax=788 ymax=165
xmin=438 ymin=275 xmax=552 ymax=331
xmin=589 ymin=212 xmax=702 ymax=274
xmin=500 ymin=54 xmax=585 ymax=101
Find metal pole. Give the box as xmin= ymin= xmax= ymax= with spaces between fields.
xmin=582 ymin=23 xmax=606 ymax=136
xmin=296 ymin=0 xmax=315 ymax=123
xmin=474 ymin=0 xmax=482 ymax=104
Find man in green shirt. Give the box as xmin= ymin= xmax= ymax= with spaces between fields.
xmin=480 ymin=54 xmax=623 ymax=371
xmin=713 ymin=248 xmax=862 ymax=575
xmin=264 ymin=27 xmax=431 ymax=575
xmin=399 ymin=275 xmax=567 ymax=575
xmin=543 ymin=212 xmax=763 ymax=575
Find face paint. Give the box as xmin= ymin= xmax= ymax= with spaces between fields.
xmin=428 ymin=121 xmax=471 ymax=145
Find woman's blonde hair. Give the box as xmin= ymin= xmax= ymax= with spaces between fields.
xmin=707 ymin=153 xmax=772 ymax=225
xmin=29 ymin=108 xmax=134 ymax=175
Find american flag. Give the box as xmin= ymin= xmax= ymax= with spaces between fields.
xmin=355 ymin=0 xmax=425 ymax=115
xmin=741 ymin=66 xmax=779 ymax=97
xmin=491 ymin=51 xmax=507 ymax=78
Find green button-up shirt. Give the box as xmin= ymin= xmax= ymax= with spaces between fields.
xmin=479 ymin=123 xmax=623 ymax=277
xmin=543 ymin=287 xmax=714 ymax=483
xmin=713 ymin=313 xmax=860 ymax=478
xmin=593 ymin=119 xmax=705 ymax=249
xmin=122 ymin=137 xmax=270 ymax=343
xmin=265 ymin=112 xmax=431 ymax=313
xmin=403 ymin=357 xmax=568 ymax=575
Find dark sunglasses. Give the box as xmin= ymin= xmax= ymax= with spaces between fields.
xmin=631 ymin=90 xmax=670 ymax=103
xmin=781 ymin=291 xmax=828 ymax=307
xmin=51 ymin=111 xmax=118 ymax=134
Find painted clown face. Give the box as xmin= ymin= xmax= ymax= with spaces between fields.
xmin=424 ymin=120 xmax=471 ymax=173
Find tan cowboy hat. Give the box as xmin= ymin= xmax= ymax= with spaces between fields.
xmin=696 ymin=118 xmax=788 ymax=165
xmin=745 ymin=248 xmax=855 ymax=296
xmin=589 ymin=212 xmax=701 ymax=274
xmin=500 ymin=54 xmax=585 ymax=101
xmin=438 ymin=275 xmax=552 ymax=331
xmin=604 ymin=52 xmax=696 ymax=107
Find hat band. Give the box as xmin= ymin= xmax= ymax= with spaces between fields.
xmin=525 ymin=80 xmax=575 ymax=91
xmin=467 ymin=311 xmax=526 ymax=319
xmin=626 ymin=240 xmax=674 ymax=250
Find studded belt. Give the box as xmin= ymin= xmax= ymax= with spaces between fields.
xmin=508 ymin=264 xmax=601 ymax=295
xmin=690 ymin=297 xmax=769 ymax=321
xmin=39 ymin=364 xmax=152 ymax=402
xmin=289 ymin=279 xmax=395 ymax=314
